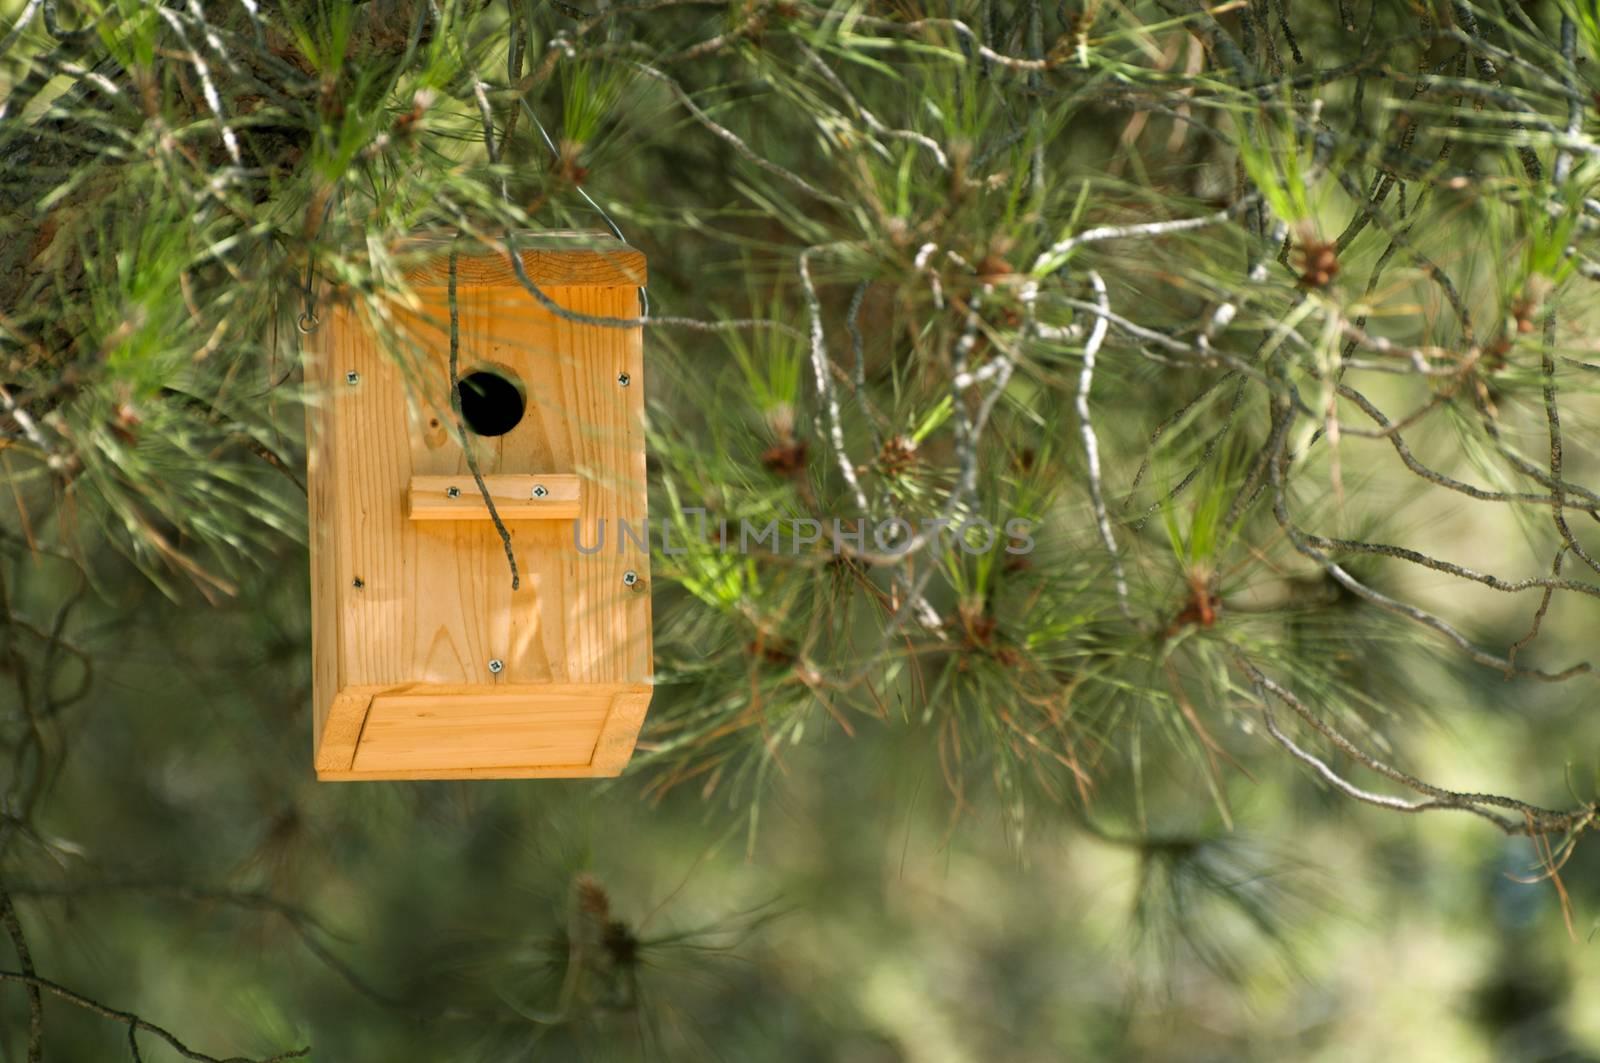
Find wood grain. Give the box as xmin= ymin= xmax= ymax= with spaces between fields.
xmin=408 ymin=474 xmax=582 ymax=521
xmin=394 ymin=231 xmax=646 ymax=288
xmin=304 ymin=241 xmax=652 ymax=780
xmin=306 ymin=353 xmax=342 ymax=761
xmin=589 ymin=687 xmax=653 ymax=775
xmin=313 ymin=691 xmax=372 ymax=773
xmin=351 ymin=690 xmax=611 ymax=772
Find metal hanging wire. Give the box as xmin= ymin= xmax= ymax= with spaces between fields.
xmin=449 ymin=245 xmax=521 ymax=591
xmin=296 ymin=190 xmax=340 ymax=335
xmin=519 ymin=98 xmax=649 ymax=319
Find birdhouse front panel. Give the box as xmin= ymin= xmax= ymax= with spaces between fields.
xmin=305 ymin=234 xmax=651 ymax=780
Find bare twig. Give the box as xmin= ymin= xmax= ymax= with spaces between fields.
xmin=0 ymin=971 xmax=310 ymax=1063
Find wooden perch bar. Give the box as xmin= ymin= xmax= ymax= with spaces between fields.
xmin=407 ymin=474 xmax=583 ymax=521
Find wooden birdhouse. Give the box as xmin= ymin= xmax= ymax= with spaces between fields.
xmin=303 ymin=232 xmax=651 ymax=780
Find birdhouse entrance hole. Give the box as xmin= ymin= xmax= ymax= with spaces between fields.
xmin=458 ymin=368 xmax=526 ymax=437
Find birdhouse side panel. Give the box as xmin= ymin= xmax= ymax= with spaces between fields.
xmin=305 ymin=320 xmax=345 ymax=764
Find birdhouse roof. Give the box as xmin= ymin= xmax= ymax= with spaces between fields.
xmin=393 ymin=230 xmax=646 ymax=289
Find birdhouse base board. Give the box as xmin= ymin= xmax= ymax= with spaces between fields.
xmin=313 ymin=683 xmax=651 ymax=781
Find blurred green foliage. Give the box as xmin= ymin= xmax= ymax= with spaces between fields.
xmin=2 ymin=1 xmax=1600 ymax=1060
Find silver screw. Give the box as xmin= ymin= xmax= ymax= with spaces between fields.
xmin=446 ymin=486 xmax=461 ymax=499
xmin=488 ymin=658 xmax=504 ymax=674
xmin=532 ymin=484 xmax=548 ymax=499
xmin=622 ymin=570 xmax=638 ymax=587
xmin=345 ymin=370 xmax=360 ymax=386
xmin=617 ymin=372 xmax=631 ymax=388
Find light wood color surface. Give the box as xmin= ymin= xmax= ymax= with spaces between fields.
xmin=395 ymin=231 xmax=647 ymax=288
xmin=304 ymin=235 xmax=651 ymax=781
xmin=407 ymin=474 xmax=582 ymax=521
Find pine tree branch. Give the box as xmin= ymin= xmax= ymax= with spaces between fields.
xmin=0 ymin=971 xmax=310 ymax=1063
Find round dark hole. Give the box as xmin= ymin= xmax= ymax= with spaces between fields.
xmin=457 ymin=370 xmax=525 ymax=437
